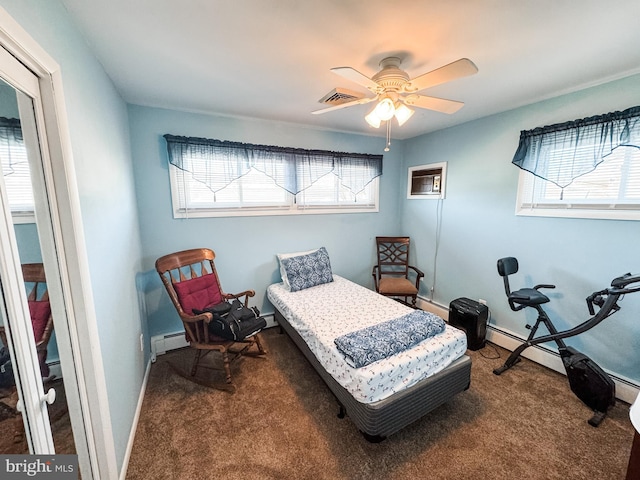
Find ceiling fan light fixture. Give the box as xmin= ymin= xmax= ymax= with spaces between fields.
xmin=373 ymin=96 xmax=395 ymax=121
xmin=394 ymin=103 xmax=414 ymax=126
xmin=365 ymin=109 xmax=381 ymax=128
xmin=318 ymin=56 xmax=478 ymax=152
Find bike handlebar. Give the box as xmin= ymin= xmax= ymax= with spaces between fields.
xmin=586 ymin=272 xmax=640 ymax=315
xmin=611 ymin=272 xmax=640 ymax=290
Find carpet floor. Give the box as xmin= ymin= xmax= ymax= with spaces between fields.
xmin=126 ymin=327 xmax=635 ymax=479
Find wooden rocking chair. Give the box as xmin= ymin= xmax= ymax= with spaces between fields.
xmin=155 ymin=248 xmax=266 ymax=392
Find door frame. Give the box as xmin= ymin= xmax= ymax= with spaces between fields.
xmin=0 ymin=7 xmax=117 ymax=479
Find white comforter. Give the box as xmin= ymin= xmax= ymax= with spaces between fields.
xmin=267 ymin=275 xmax=467 ymax=404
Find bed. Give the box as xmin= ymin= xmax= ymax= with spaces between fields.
xmin=266 ymin=248 xmax=471 ymax=441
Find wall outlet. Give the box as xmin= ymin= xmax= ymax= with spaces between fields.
xmin=139 ymin=333 xmax=144 ymax=352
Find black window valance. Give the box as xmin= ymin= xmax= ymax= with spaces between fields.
xmin=164 ymin=134 xmax=383 ymax=196
xmin=512 ymin=106 xmax=640 ymax=188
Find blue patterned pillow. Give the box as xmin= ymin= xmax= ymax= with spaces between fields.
xmin=280 ymin=247 xmax=333 ymax=292
xmin=277 ymin=248 xmax=318 ymax=291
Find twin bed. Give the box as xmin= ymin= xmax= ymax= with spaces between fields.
xmin=266 ymin=247 xmax=472 ymax=441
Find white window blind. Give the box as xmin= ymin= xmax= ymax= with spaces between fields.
xmin=517 ymin=145 xmax=640 ymax=220
xmin=170 ymin=164 xmax=378 ymax=217
xmin=165 ymin=135 xmax=381 ymax=218
xmin=513 ymin=106 xmax=640 ymax=220
xmin=0 ymin=119 xmax=34 ymax=218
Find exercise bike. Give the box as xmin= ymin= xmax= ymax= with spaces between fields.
xmin=493 ymin=257 xmax=640 ymax=427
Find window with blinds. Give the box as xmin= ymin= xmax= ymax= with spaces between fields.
xmin=0 ymin=129 xmax=34 ymax=222
xmin=516 ymin=145 xmax=640 ymax=220
xmin=169 ymin=162 xmax=378 ymax=218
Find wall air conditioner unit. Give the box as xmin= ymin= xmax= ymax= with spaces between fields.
xmin=407 ymin=162 xmax=447 ymax=200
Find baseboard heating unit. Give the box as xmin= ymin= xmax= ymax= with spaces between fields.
xmin=487 ymin=325 xmax=638 ymax=404
xmin=150 ymin=332 xmax=188 ymax=363
xmin=150 ymin=313 xmax=277 ymax=362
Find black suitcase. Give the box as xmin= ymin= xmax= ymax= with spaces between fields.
xmin=561 ymin=347 xmax=615 ymax=426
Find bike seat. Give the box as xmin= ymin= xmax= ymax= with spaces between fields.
xmin=509 ymin=288 xmax=550 ymax=307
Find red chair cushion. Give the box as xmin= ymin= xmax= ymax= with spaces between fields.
xmin=172 ymin=274 xmax=223 ymax=315
xmin=29 ymin=300 xmax=51 ymax=342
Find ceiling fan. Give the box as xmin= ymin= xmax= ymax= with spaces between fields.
xmin=312 ymin=56 xmax=478 ymax=130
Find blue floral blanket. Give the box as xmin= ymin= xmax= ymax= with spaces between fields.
xmin=334 ymin=310 xmax=446 ymax=368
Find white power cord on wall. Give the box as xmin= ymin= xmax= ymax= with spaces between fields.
xmin=429 ymin=197 xmax=444 ymax=301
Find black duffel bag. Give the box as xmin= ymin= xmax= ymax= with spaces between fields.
xmin=194 ymin=299 xmax=266 ymax=341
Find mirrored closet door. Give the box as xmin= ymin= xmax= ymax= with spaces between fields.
xmin=0 ymin=46 xmax=75 ymax=457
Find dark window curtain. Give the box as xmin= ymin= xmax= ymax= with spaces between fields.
xmin=512 ymin=106 xmax=640 ymax=188
xmin=0 ymin=117 xmax=24 ymax=176
xmin=164 ymin=134 xmax=383 ymax=195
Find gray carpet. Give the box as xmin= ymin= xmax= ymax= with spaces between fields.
xmin=126 ymin=328 xmax=634 ymax=479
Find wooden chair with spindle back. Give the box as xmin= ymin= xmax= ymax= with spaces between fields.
xmin=372 ymin=237 xmax=424 ymax=307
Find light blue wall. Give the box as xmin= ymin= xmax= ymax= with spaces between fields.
xmin=402 ymin=73 xmax=640 ymax=383
xmin=0 ymin=0 xmax=146 ymax=473
xmin=128 ymin=105 xmax=403 ymax=338
xmin=14 ymin=224 xmax=41 ymax=264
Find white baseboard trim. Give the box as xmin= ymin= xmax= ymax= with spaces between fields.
xmin=416 ymin=298 xmax=449 ymax=319
xmin=119 ymin=357 xmax=151 ymax=480
xmin=487 ymin=325 xmax=639 ymax=405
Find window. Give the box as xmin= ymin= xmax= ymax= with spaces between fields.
xmin=296 ymin=171 xmax=376 ymax=208
xmin=513 ymin=106 xmax=640 ymax=221
xmin=516 ymin=146 xmax=640 ymax=220
xmin=165 ymin=135 xmax=381 ymax=218
xmin=0 ymin=117 xmax=34 ymax=223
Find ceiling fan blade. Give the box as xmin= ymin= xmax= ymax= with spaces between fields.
xmin=330 ymin=66 xmax=380 ymax=92
xmin=403 ymin=58 xmax=478 ymax=93
xmin=403 ymin=95 xmax=464 ymax=114
xmin=311 ymin=96 xmax=376 ymax=115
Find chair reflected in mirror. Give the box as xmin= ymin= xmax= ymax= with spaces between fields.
xmin=0 ymin=263 xmax=54 ymax=383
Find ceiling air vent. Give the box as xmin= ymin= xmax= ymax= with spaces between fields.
xmin=318 ymin=87 xmax=364 ymax=105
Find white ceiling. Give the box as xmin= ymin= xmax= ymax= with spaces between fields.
xmin=60 ymin=0 xmax=640 ymax=140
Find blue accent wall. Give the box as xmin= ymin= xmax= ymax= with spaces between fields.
xmin=401 ymin=73 xmax=640 ymax=383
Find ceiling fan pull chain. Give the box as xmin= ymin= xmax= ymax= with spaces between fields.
xmin=385 ymin=121 xmax=391 ymax=152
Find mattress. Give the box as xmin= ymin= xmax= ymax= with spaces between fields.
xmin=266 ymin=275 xmax=467 ymax=404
